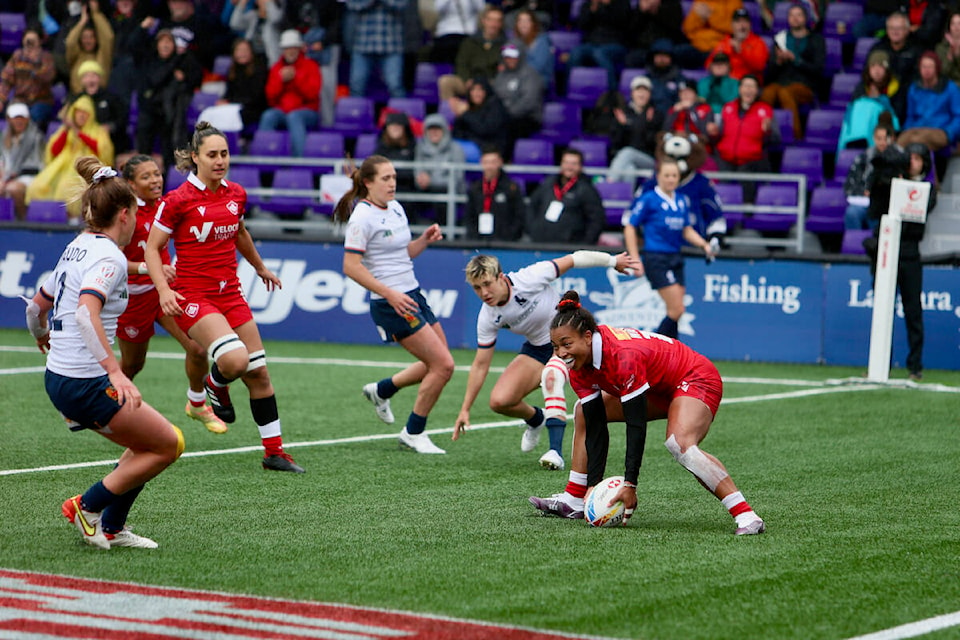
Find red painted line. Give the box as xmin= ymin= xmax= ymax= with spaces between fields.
xmin=0 ymin=570 xmax=612 ymax=640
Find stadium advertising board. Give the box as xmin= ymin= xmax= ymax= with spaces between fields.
xmin=1 ymin=230 xmax=957 ymax=369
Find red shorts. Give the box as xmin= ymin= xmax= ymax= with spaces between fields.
xmin=646 ymin=356 xmax=723 ymax=418
xmin=117 ymin=288 xmax=164 ymax=344
xmin=173 ymin=284 xmax=253 ymax=335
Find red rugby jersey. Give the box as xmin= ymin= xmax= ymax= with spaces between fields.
xmin=123 ymin=198 xmax=170 ymax=288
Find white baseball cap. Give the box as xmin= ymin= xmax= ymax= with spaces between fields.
xmin=279 ymin=29 xmax=304 ymax=49
xmin=6 ymin=103 xmax=29 ymax=119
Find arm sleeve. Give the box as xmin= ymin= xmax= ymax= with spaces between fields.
xmin=582 ymin=394 xmax=610 ymax=487
xmin=621 ymin=393 xmax=648 ymax=486
xmin=343 ymin=214 xmax=370 ymax=253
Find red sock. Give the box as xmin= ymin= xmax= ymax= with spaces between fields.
xmin=262 ymin=436 xmax=284 ymax=457
xmin=565 ymin=481 xmax=587 ymax=499
xmin=189 ymin=398 xmax=204 ymax=408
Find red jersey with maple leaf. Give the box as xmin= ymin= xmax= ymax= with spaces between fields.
xmin=569 ymin=325 xmax=711 ymax=402
xmin=153 ymin=174 xmax=247 ymax=294
xmin=122 ymin=198 xmax=170 ymax=290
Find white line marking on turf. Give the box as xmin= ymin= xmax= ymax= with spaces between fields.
xmin=0 ymin=385 xmax=878 ymax=477
xmin=0 ymin=366 xmax=45 ymax=375
xmin=846 ymin=611 xmax=960 ymax=640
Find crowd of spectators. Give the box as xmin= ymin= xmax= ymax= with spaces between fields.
xmin=0 ymin=0 xmax=955 ymax=252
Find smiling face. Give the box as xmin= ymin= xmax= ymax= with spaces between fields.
xmin=550 ymin=325 xmax=592 ymax=370
xmin=128 ymin=159 xmax=164 ymax=204
xmin=193 ymin=134 xmax=230 ymax=187
xmin=559 ymin=152 xmax=582 ymax=181
xmin=364 ymin=161 xmax=397 ymax=207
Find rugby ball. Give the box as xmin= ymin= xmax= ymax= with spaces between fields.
xmin=584 ymin=476 xmax=626 ymax=527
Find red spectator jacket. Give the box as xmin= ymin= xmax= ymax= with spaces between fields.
xmin=716 ymin=98 xmax=773 ymax=165
xmin=265 ymin=53 xmax=321 ymax=113
xmin=706 ymin=33 xmax=769 ymax=81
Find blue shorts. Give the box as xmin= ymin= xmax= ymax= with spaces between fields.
xmin=642 ymin=252 xmax=685 ymax=289
xmin=45 ymin=370 xmax=123 ymax=431
xmin=370 ymin=288 xmax=438 ymax=343
xmin=520 ymin=341 xmax=554 ymax=365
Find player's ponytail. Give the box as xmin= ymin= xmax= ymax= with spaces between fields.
xmin=74 ymin=156 xmax=136 ymax=231
xmin=551 ymin=290 xmax=598 ymax=335
xmin=333 ymin=155 xmax=391 ymax=223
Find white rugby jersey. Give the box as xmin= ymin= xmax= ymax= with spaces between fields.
xmin=344 ymin=200 xmax=419 ymax=299
xmin=476 ymin=260 xmax=561 ymax=348
xmin=41 ymin=232 xmax=128 ymax=378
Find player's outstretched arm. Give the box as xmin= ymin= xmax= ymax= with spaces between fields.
xmin=453 ymin=347 xmax=495 ymax=440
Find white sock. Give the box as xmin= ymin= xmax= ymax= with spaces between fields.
xmin=721 ymin=491 xmax=759 ymax=527
xmin=187 ymin=388 xmax=206 ymax=404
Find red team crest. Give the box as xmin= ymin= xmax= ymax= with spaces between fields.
xmin=226 ymin=200 xmax=239 ymax=216
xmin=184 ymin=303 xmax=200 ymax=317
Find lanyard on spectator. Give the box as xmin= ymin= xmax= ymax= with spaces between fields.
xmin=482 ymin=177 xmax=498 ymax=212
xmin=553 ymin=175 xmax=578 ymax=201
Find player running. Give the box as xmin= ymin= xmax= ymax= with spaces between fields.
xmin=530 ymin=291 xmax=765 ymax=535
xmin=116 ymin=154 xmax=227 ymax=435
xmin=145 ymin=121 xmax=303 ymax=473
xmin=454 ymin=252 xmax=638 ymax=470
xmin=26 ymin=156 xmax=183 ymax=549
xmin=335 ymin=155 xmax=454 ymax=455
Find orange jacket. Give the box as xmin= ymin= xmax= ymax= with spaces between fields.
xmin=682 ymin=0 xmax=743 ymax=53
xmin=706 ymin=32 xmax=769 ymax=82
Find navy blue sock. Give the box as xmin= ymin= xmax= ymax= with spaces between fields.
xmin=406 ymin=412 xmax=427 ymax=435
xmin=525 ymin=406 xmax=545 ymax=428
xmin=80 ymin=480 xmax=118 ymax=513
xmin=377 ymin=377 xmax=399 ymax=400
xmin=101 ymin=484 xmax=145 ymax=534
xmin=546 ymin=417 xmax=566 ymax=453
xmin=656 ymin=316 xmax=678 ymax=339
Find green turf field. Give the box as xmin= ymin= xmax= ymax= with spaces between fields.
xmin=2 ymin=328 xmax=959 ymax=640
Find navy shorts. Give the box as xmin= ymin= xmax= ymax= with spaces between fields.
xmin=642 ymin=252 xmax=685 ymax=289
xmin=45 ymin=370 xmax=123 ymax=431
xmin=520 ymin=341 xmax=554 ymax=365
xmin=370 ymin=288 xmax=438 ymax=343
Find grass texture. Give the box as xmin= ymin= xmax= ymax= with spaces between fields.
xmin=1 ymin=329 xmax=959 ymax=640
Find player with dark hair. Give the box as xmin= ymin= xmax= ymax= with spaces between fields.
xmin=455 ymin=251 xmax=639 ymax=470
xmin=334 ymin=155 xmax=454 ymax=455
xmin=117 ymin=154 xmax=226 ymax=435
xmin=144 ymin=122 xmax=303 ymax=473
xmin=26 ymin=156 xmax=183 ymax=549
xmin=531 ymin=290 xmax=765 ymax=535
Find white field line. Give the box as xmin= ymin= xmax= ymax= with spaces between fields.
xmin=845 ymin=611 xmax=960 ymax=640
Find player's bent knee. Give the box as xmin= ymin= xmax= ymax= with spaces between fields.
xmin=664 ymin=434 xmax=728 ymax=491
xmin=209 ymin=333 xmax=247 ymax=372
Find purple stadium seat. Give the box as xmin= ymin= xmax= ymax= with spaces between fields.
xmin=743 ymin=184 xmax=799 ymax=232
xmin=222 ymin=130 xmax=241 ymax=154
xmin=780 ymin=147 xmax=824 ymax=190
xmin=353 ymin=133 xmax=377 ymax=159
xmin=249 ymin=129 xmax=290 ymax=157
xmin=832 ymin=148 xmax=861 ymax=185
xmin=263 ymin=168 xmax=315 ymax=217
xmin=595 ymin=180 xmax=633 ymax=226
xmin=413 ymin=63 xmax=442 ymax=104
xmin=387 ymin=97 xmax=427 ymax=122
xmin=332 ymin=96 xmax=376 ymax=138
xmin=569 ymin=137 xmax=609 ymax=168
xmin=773 ymin=109 xmax=794 ymax=149
xmin=801 ymin=109 xmax=844 ymax=151
xmin=853 ymin=37 xmax=879 ymax=70
xmin=0 ymin=197 xmax=14 ymax=221
xmin=824 ymin=3 xmax=863 ymax=43
xmin=824 ymin=37 xmax=843 ymax=75
xmin=566 ymin=66 xmax=608 ymax=107
xmin=712 ymin=182 xmax=744 ymax=228
xmin=842 ymin=228 xmax=873 ymax=254
xmin=511 ymin=137 xmax=554 ymax=185
xmin=187 ymin=91 xmax=219 ymax=128
xmin=741 ymin=2 xmax=764 ymax=35
xmin=618 ymin=68 xmax=646 ymax=97
xmin=225 ymin=165 xmax=263 ymax=209
xmin=304 ymin=131 xmax=345 ymax=161
xmin=0 ymin=13 xmax=25 ymax=56
xmin=828 ymin=73 xmax=860 ymax=108
xmin=806 ymin=185 xmax=847 ymax=234
xmin=26 ymin=200 xmax=68 ymax=224
xmin=684 ymin=69 xmax=708 ymax=83
xmin=549 ymin=30 xmax=582 ymax=66
xmin=535 ymin=101 xmax=581 ymax=146
xmin=437 ymin=100 xmax=455 ymax=127
xmin=212 ymin=55 xmax=232 ymax=78
xmin=165 ymin=166 xmax=187 ymax=193
xmin=772 ymin=2 xmax=791 ymax=33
